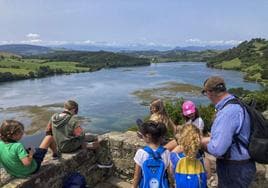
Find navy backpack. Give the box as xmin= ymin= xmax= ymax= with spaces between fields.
xmin=63 ymin=172 xmax=87 ymax=188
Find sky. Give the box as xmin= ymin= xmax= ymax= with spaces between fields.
xmin=0 ymin=0 xmax=268 ymax=47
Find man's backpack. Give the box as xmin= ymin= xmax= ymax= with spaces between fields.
xmin=63 ymin=172 xmax=87 ymax=188
xmin=223 ymin=97 xmax=268 ymax=164
xmin=139 ymin=146 xmax=169 ymax=188
xmin=170 ymin=152 xmax=207 ymax=188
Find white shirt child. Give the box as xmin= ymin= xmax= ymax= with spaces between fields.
xmin=134 ymin=147 xmax=170 ymax=169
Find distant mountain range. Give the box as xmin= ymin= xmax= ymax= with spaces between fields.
xmin=0 ymin=44 xmax=53 ymax=56
xmin=52 ymin=43 xmax=233 ymax=52
xmin=0 ymin=43 xmax=233 ymax=56
xmin=174 ymin=45 xmax=233 ymax=51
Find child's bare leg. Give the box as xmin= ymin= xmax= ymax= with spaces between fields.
xmin=49 ymin=139 xmax=57 ymax=154
xmin=39 ymin=135 xmax=54 ymax=150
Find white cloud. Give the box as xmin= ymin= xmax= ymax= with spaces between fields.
xmin=185 ymin=38 xmax=242 ymax=46
xmin=186 ymin=38 xmax=202 ymax=43
xmin=0 ymin=40 xmax=12 ymax=45
xmin=20 ymin=39 xmax=42 ymax=44
xmin=224 ymin=40 xmax=242 ymax=45
xmin=26 ymin=33 xmax=40 ymax=39
xmin=209 ymin=40 xmax=224 ymax=44
xmin=83 ymin=40 xmax=96 ymax=45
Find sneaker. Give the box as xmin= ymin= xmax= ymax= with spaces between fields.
xmin=136 ymin=118 xmax=143 ymax=126
xmin=86 ymin=141 xmax=99 ymax=149
xmin=52 ymin=152 xmax=61 ymax=160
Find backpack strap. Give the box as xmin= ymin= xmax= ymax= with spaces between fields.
xmin=220 ymin=97 xmax=250 ymax=158
xmin=143 ymin=146 xmax=166 ymax=159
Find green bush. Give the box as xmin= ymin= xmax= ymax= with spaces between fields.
xmin=128 ymin=89 xmax=268 ymax=135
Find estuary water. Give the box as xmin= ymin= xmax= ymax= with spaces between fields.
xmin=0 ymin=62 xmax=261 ymax=146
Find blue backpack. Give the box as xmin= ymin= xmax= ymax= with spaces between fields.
xmin=170 ymin=152 xmax=207 ymax=188
xmin=139 ymin=146 xmax=169 ymax=188
xmin=63 ymin=172 xmax=87 ymax=188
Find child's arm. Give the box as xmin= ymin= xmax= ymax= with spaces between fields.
xmin=73 ymin=121 xmax=85 ymax=137
xmin=20 ymin=149 xmax=34 ymax=166
xmin=168 ymin=164 xmax=175 ymax=188
xmin=172 ymin=145 xmax=183 ymax=153
xmin=132 ymin=164 xmax=141 ymax=188
xmin=164 ymin=139 xmax=178 ymax=151
xmin=73 ymin=125 xmax=84 ymax=136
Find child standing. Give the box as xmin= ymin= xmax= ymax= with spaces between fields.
xmin=170 ymin=124 xmax=207 ymax=188
xmin=182 ymin=101 xmax=204 ymax=133
xmin=149 ymin=99 xmax=177 ymax=136
xmin=133 ymin=120 xmax=170 ymax=188
xmin=0 ymin=120 xmax=52 ymax=178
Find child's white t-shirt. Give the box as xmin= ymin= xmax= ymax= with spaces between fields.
xmin=134 ymin=148 xmax=170 ymax=169
xmin=186 ymin=117 xmax=204 ymax=132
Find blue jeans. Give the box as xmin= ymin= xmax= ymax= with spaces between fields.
xmin=216 ymin=159 xmax=256 ymax=188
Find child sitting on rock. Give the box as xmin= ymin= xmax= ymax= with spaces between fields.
xmin=48 ymin=100 xmax=99 ymax=153
xmin=0 ymin=120 xmax=52 ymax=177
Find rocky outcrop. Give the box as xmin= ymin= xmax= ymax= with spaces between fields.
xmin=1 ymin=131 xmax=268 ymax=188
xmin=0 ymin=138 xmax=112 ymax=188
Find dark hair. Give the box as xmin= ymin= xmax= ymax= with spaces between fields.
xmin=0 ymin=120 xmax=24 ymax=142
xmin=64 ymin=100 xmax=78 ymax=113
xmin=183 ymin=108 xmax=200 ymax=122
xmin=139 ymin=120 xmax=167 ymax=144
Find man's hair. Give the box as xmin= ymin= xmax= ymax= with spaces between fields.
xmin=139 ymin=120 xmax=167 ymax=144
xmin=64 ymin=100 xmax=78 ymax=111
xmin=0 ymin=120 xmax=24 ymax=142
xmin=202 ymin=76 xmax=227 ymax=94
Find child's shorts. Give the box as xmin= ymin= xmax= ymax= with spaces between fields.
xmin=32 ymin=148 xmax=48 ymax=173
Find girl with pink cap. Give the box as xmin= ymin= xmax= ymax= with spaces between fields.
xmin=182 ymin=100 xmax=204 ymax=133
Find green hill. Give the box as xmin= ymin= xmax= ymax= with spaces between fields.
xmin=123 ymin=49 xmax=221 ymax=63
xmin=206 ymin=38 xmax=268 ymax=85
xmin=0 ymin=44 xmax=53 ymax=56
xmin=0 ymin=50 xmax=150 ymax=82
xmin=30 ymin=50 xmax=150 ymax=69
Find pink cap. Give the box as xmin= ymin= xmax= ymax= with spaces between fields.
xmin=182 ymin=101 xmax=196 ymax=116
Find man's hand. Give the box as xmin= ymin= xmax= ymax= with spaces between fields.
xmin=201 ymin=136 xmax=211 ymax=152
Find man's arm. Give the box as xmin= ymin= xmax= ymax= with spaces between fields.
xmin=207 ymin=107 xmax=242 ymax=157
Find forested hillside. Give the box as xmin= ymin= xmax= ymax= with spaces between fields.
xmin=123 ymin=49 xmax=220 ymax=63
xmin=30 ymin=50 xmax=150 ymax=69
xmin=0 ymin=50 xmax=150 ymax=82
xmin=206 ymin=38 xmax=268 ymax=85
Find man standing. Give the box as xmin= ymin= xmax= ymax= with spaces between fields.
xmin=201 ymin=76 xmax=256 ymax=188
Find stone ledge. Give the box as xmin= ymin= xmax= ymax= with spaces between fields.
xmin=107 ymin=131 xmax=268 ymax=188
xmin=1 ymin=138 xmax=112 ymax=188
xmin=1 ymin=131 xmax=268 ymax=188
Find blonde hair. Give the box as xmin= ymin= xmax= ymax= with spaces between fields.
xmin=177 ymin=124 xmax=201 ymax=159
xmin=150 ymin=99 xmax=169 ymax=124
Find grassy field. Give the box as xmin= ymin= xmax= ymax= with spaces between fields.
xmin=0 ymin=57 xmax=90 ymax=75
xmin=215 ymin=57 xmax=241 ymax=69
